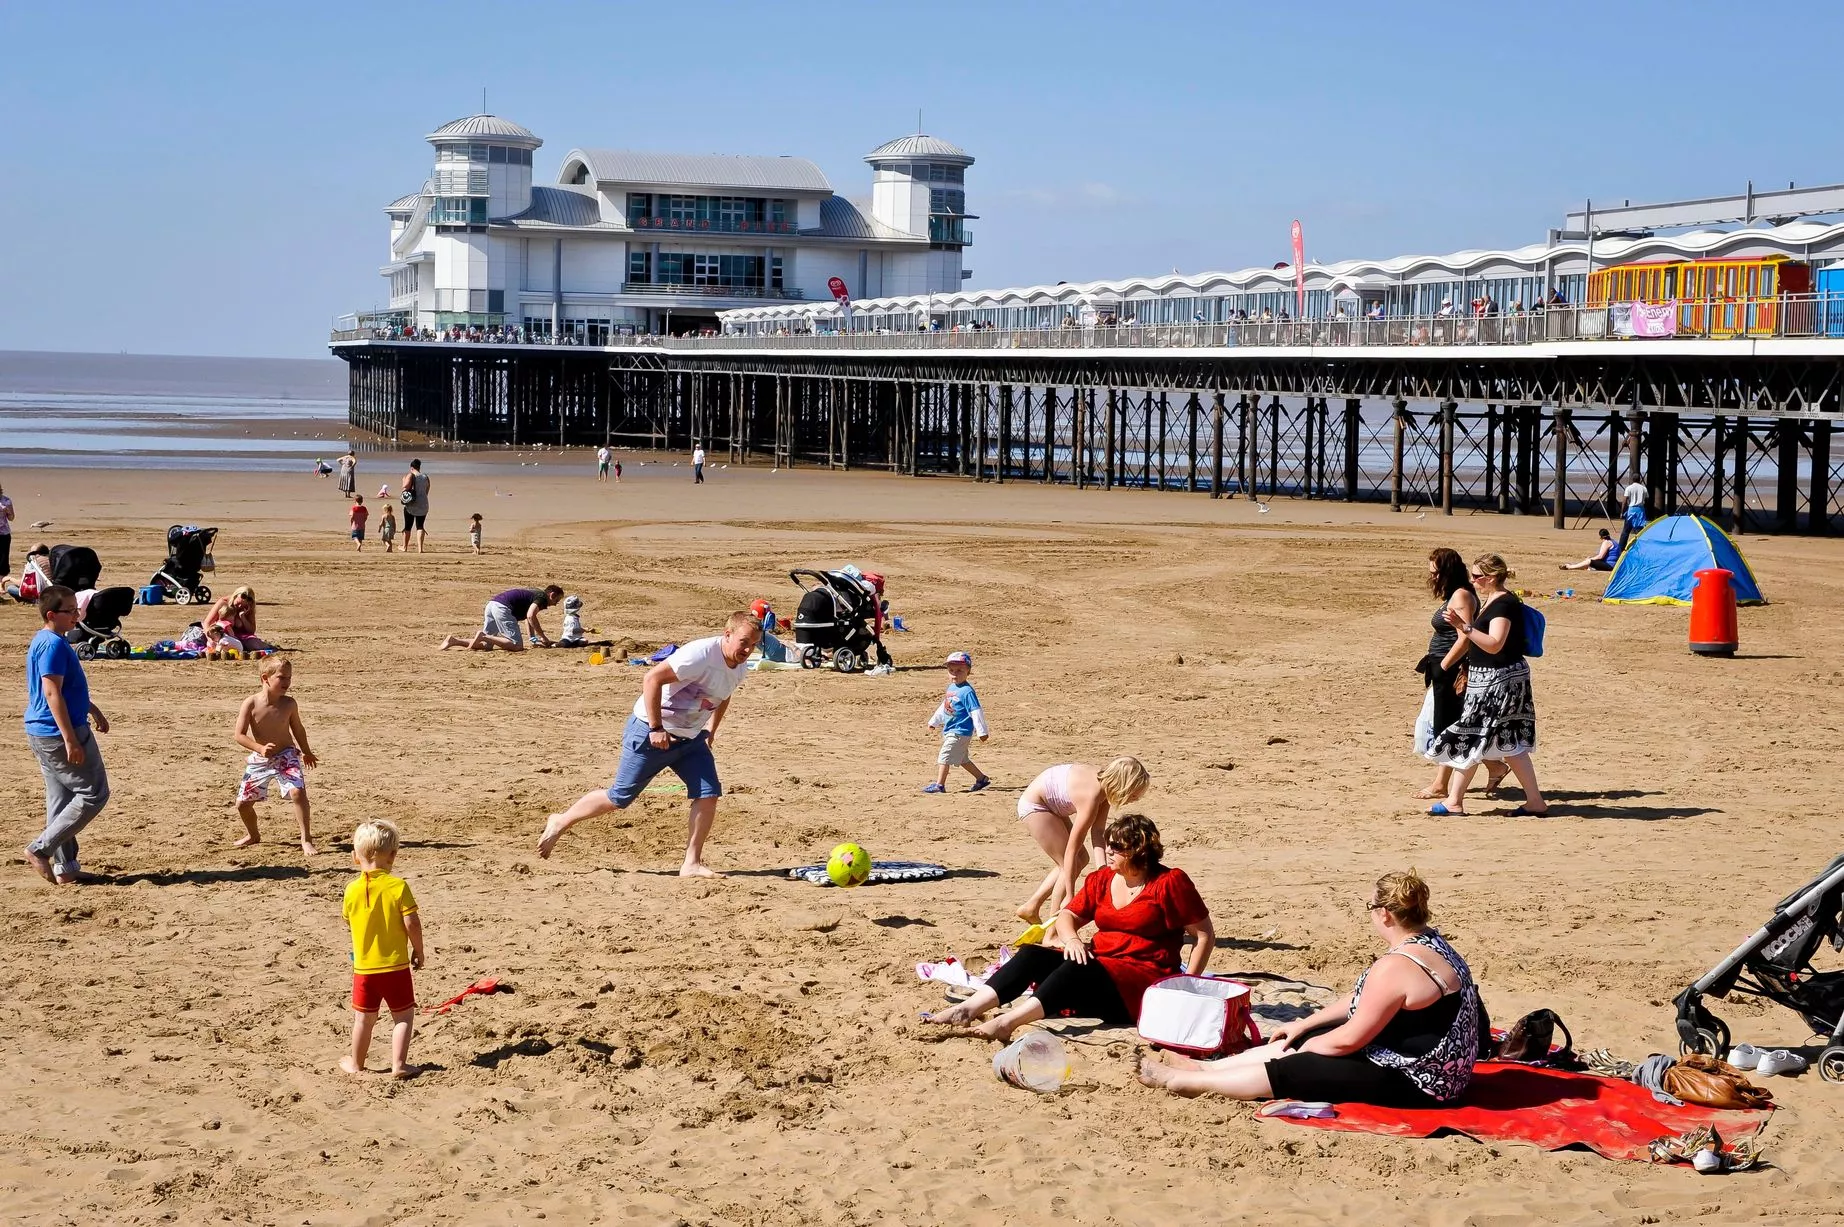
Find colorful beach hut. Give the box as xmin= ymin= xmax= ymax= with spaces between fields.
xmin=1602 ymin=513 xmax=1765 ymax=605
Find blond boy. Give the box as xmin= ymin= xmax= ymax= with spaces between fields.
xmin=232 ymin=657 xmax=319 ymax=855
xmin=340 ymin=820 xmax=424 ymax=1079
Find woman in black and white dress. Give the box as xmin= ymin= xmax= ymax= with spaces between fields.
xmin=1425 ymin=553 xmax=1547 ymax=816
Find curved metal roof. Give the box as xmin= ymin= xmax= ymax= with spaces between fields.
xmin=385 ymin=191 xmax=423 ymax=213
xmin=493 ymin=186 xmax=613 ymax=229
xmin=864 ymin=134 xmax=973 ymax=165
xmin=426 ymin=114 xmax=542 ymax=146
xmin=561 ymin=148 xmax=831 ymax=193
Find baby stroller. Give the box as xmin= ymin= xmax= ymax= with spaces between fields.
xmin=49 ymin=544 xmax=102 ymax=592
xmin=68 ymin=586 xmax=136 ymax=660
xmin=1675 ymin=851 xmax=1844 ymax=1082
xmin=789 ymin=568 xmax=885 ymax=673
xmin=150 ymin=525 xmax=217 ymax=605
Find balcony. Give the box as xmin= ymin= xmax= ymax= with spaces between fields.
xmin=629 ymin=216 xmax=797 ymax=236
xmin=928 ymin=218 xmax=972 ymax=246
xmin=621 ymin=282 xmax=806 ymax=299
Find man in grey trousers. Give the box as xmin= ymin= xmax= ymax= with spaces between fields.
xmin=23 ymin=585 xmax=111 ymax=883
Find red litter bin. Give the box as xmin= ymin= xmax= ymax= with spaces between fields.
xmin=1689 ymin=568 xmax=1738 ymax=656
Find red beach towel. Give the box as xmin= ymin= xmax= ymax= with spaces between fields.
xmin=1266 ymin=1062 xmax=1771 ymax=1162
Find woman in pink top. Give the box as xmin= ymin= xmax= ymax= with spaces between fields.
xmin=1014 ymin=756 xmax=1149 ymax=923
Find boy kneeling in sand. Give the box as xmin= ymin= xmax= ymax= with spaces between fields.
xmin=232 ymin=657 xmax=319 ymax=855
xmin=341 ymin=820 xmax=424 ymax=1079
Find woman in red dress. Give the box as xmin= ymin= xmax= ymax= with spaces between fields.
xmin=922 ymin=814 xmax=1214 ymax=1041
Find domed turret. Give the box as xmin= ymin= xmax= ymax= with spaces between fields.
xmin=426 ymin=114 xmax=542 ymax=221
xmin=865 ymin=133 xmax=973 ymax=248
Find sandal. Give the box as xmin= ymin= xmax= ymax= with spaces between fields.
xmin=1506 ymin=804 xmax=1550 ymax=817
xmin=1428 ymin=803 xmax=1466 ymax=816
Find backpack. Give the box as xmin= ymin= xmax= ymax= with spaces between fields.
xmin=1519 ymin=603 xmax=1546 ymax=658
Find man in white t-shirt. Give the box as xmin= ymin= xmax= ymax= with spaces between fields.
xmin=692 ymin=445 xmax=706 ymax=484
xmin=596 ymin=446 xmax=611 ymax=483
xmin=537 ymin=610 xmax=761 ymax=876
xmin=1617 ymin=474 xmax=1648 ymax=554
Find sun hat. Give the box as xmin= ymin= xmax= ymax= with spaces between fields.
xmin=945 ymin=651 xmax=971 ymax=666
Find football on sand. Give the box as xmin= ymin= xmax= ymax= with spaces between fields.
xmin=827 ymin=843 xmax=873 ymax=888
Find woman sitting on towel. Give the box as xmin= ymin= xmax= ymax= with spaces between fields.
xmin=921 ymin=814 xmax=1214 ymax=1041
xmin=1014 ymin=756 xmax=1151 ymax=924
xmin=1139 ymin=870 xmax=1479 ymax=1107
xmin=1560 ymin=529 xmax=1617 ymax=572
xmin=202 ymin=587 xmax=268 ymax=658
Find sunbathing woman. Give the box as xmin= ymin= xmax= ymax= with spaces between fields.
xmin=203 ymin=587 xmax=268 ymax=658
xmin=1560 ymin=529 xmax=1617 ymax=571
xmin=1014 ymin=756 xmax=1149 ymax=924
xmin=1140 ymin=870 xmax=1479 ymax=1108
xmin=923 ymin=815 xmax=1212 ymax=1041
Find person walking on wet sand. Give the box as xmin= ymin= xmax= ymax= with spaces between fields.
xmin=692 ymin=444 xmax=706 ymax=484
xmin=537 ymin=610 xmax=760 ymax=877
xmin=22 ymin=586 xmax=111 ymax=884
xmin=400 ymin=459 xmax=431 ymax=554
xmin=232 ymin=656 xmax=319 ymax=855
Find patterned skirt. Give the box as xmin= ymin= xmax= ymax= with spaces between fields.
xmin=1426 ymin=660 xmax=1535 ymax=767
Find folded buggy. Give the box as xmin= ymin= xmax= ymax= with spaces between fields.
xmin=68 ymin=586 xmax=136 ymax=660
xmin=151 ymin=525 xmax=217 ymax=605
xmin=789 ymin=568 xmax=886 ymax=673
xmin=1675 ymin=851 xmax=1844 ymax=1082
xmin=49 ymin=544 xmax=102 ymax=592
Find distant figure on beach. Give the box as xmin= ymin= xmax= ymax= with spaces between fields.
xmin=400 ymin=459 xmax=431 ymax=554
xmin=379 ymin=505 xmax=396 ymax=553
xmin=537 ymin=610 xmax=760 ymax=877
xmin=336 ymin=448 xmax=357 ymax=496
xmin=1617 ymin=475 xmax=1648 ymax=555
xmin=440 ymin=585 xmax=562 ymax=652
xmin=232 ymin=656 xmax=319 ymax=855
xmin=340 ymin=820 xmax=424 ymax=1080
xmin=1561 ymin=529 xmax=1617 ymax=572
xmin=314 ymin=458 xmax=333 ymax=478
xmin=23 ymin=586 xmax=111 ymax=884
xmin=692 ymin=444 xmax=706 ymax=484
xmin=468 ymin=512 xmax=483 ymax=555
xmin=349 ymin=494 xmax=369 ymax=552
xmin=614 ymin=460 xmax=623 ymax=483
xmin=1014 ymin=757 xmax=1150 ymax=924
xmin=0 ymin=480 xmax=13 ymax=579
xmin=597 ymin=446 xmax=611 ymax=483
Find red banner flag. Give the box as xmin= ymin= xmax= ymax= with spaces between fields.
xmin=1291 ymin=220 xmax=1305 ymax=318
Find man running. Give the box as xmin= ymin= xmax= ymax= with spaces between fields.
xmin=537 ymin=610 xmax=760 ymax=877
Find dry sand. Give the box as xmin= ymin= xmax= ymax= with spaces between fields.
xmin=2 ymin=453 xmax=1842 ymax=1225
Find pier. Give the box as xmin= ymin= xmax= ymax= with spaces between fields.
xmin=334 ymin=318 xmax=1844 ymax=534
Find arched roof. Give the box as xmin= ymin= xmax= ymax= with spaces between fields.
xmin=426 ymin=114 xmax=542 ymax=148
xmin=385 ymin=192 xmax=423 ymax=214
xmin=864 ymin=134 xmax=973 ymax=166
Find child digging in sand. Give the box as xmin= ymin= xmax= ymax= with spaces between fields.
xmin=340 ymin=820 xmax=423 ymax=1079
xmin=232 ymin=656 xmax=319 ymax=854
xmin=924 ymin=651 xmax=990 ymax=793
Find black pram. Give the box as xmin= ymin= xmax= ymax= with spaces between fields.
xmin=49 ymin=544 xmax=102 ymax=592
xmin=789 ymin=568 xmax=887 ymax=673
xmin=151 ymin=525 xmax=217 ymax=605
xmin=1675 ymin=851 xmax=1844 ymax=1082
xmin=68 ymin=586 xmax=136 ymax=660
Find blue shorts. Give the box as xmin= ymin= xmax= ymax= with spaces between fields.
xmin=607 ymin=715 xmax=721 ymax=806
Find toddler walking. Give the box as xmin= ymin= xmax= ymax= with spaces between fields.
xmin=923 ymin=650 xmax=990 ymax=793
xmin=379 ymin=506 xmax=397 ymax=553
xmin=349 ymin=494 xmax=369 ymax=552
xmin=233 ymin=656 xmax=319 ymax=854
xmin=340 ymin=820 xmax=424 ymax=1079
xmin=468 ymin=512 xmax=483 ymax=555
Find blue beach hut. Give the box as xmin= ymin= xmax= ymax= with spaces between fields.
xmin=1602 ymin=513 xmax=1765 ymax=605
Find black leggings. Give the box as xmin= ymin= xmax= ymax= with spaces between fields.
xmin=0 ymin=534 xmax=10 ymax=580
xmin=1264 ymin=1022 xmax=1435 ymax=1108
xmin=982 ymin=944 xmax=1130 ymax=1024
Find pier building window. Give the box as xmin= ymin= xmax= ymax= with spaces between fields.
xmin=627 ymin=193 xmax=653 ymax=221
xmin=629 ymin=250 xmax=651 ymax=284
xmin=431 ymin=197 xmax=488 ymax=225
xmin=652 ymin=252 xmax=768 ymax=290
xmin=771 ymin=257 xmax=784 ymax=290
xmin=929 ymin=189 xmax=966 ymax=216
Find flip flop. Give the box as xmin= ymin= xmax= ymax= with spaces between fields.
xmin=968 ymin=778 xmax=991 ymax=793
xmin=1428 ymin=803 xmax=1465 ymax=816
xmin=921 ymin=783 xmax=946 ymax=794
xmin=1506 ymin=804 xmax=1550 ymax=817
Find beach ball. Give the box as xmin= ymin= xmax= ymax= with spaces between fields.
xmin=827 ymin=843 xmax=872 ymax=888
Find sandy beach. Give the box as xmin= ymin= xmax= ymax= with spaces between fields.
xmin=2 ymin=454 xmax=1840 ymax=1225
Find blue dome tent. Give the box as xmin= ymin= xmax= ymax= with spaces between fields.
xmin=1602 ymin=513 xmax=1766 ymax=605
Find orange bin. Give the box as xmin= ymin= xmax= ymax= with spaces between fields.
xmin=1689 ymin=568 xmax=1738 ymax=656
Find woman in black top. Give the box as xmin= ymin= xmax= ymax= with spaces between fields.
xmin=1425 ymin=553 xmax=1547 ymax=816
xmin=1414 ymin=549 xmax=1505 ymax=800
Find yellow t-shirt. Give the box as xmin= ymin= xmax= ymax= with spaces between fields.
xmin=342 ymin=871 xmax=418 ymax=974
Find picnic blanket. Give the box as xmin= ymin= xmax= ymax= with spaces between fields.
xmin=1267 ymin=1061 xmax=1772 ymax=1162
xmin=786 ymin=860 xmax=948 ymax=886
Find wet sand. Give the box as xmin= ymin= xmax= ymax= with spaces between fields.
xmin=2 ymin=459 xmax=1840 ymax=1225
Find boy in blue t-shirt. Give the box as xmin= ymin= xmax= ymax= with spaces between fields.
xmin=23 ymin=585 xmax=112 ymax=883
xmin=923 ymin=651 xmax=990 ymax=794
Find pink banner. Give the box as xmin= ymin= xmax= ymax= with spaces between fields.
xmin=1613 ymin=300 xmax=1679 ymax=338
xmin=1291 ymin=220 xmax=1305 ymax=317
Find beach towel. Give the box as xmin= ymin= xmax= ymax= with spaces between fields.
xmin=1266 ymin=1061 xmax=1771 ymax=1162
xmin=786 ymin=860 xmax=948 ymax=886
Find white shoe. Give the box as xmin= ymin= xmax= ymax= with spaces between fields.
xmin=1728 ymin=1043 xmax=1762 ymax=1070
xmin=1756 ymin=1049 xmax=1808 ymax=1077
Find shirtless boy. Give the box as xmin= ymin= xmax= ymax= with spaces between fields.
xmin=232 ymin=657 xmax=319 ymax=854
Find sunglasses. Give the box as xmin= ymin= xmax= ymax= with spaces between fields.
xmin=1363 ymin=899 xmax=1388 ymax=911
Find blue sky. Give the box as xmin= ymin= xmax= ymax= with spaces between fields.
xmin=4 ymin=1 xmax=1841 ymax=358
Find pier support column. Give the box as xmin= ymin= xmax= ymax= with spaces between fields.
xmin=1043 ymin=387 xmax=1058 ymax=484
xmin=1776 ymin=416 xmax=1800 ymax=532
xmin=1236 ymin=394 xmax=1252 ymax=496
xmin=1344 ymin=398 xmax=1360 ymax=501
xmin=1267 ymin=396 xmax=1281 ymax=498
xmin=1553 ymin=407 xmax=1571 ymax=530
xmin=1104 ymin=389 xmax=1117 ymax=491
xmin=1811 ymin=419 xmax=1831 ymax=534
xmin=1733 ymin=415 xmax=1749 ymax=533
xmin=1440 ymin=399 xmax=1457 ymax=516
xmin=998 ymin=384 xmax=1013 ymax=483
xmin=1390 ymin=397 xmax=1406 ymax=512
xmin=1210 ymin=391 xmax=1226 ymax=498
xmin=1186 ymin=393 xmax=1201 ymax=492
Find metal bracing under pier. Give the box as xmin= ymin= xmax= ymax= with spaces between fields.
xmin=336 ymin=341 xmax=1844 ymax=533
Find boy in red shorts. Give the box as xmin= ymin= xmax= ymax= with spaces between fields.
xmin=340 ymin=820 xmax=424 ymax=1079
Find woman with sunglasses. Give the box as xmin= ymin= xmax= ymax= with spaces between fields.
xmin=1424 ymin=553 xmax=1547 ymax=816
xmin=921 ymin=814 xmax=1213 ymax=1041
xmin=1413 ymin=549 xmax=1507 ymax=801
xmin=1140 ymin=870 xmax=1480 ymax=1107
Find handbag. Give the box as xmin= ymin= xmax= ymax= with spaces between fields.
xmin=1660 ymin=1054 xmax=1774 ymax=1110
xmin=1493 ymin=1008 xmax=1578 ymax=1067
xmin=1137 ymin=975 xmax=1262 ymax=1058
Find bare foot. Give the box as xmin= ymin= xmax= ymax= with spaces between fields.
xmin=679 ymin=861 xmax=724 ymax=879
xmin=234 ymin=834 xmax=260 ymax=848
xmin=920 ymin=1004 xmax=977 ymax=1027
xmin=1411 ymin=788 xmax=1443 ymax=800
xmin=23 ymin=849 xmax=55 ymax=883
xmin=537 ymin=814 xmax=571 ymax=859
xmin=1150 ymin=1049 xmax=1206 ymax=1069
xmin=967 ymin=1019 xmax=1010 ymax=1042
xmin=301 ymin=837 xmax=320 ymax=856
xmin=391 ymin=1064 xmax=421 ymax=1081
xmin=339 ymin=1055 xmax=368 ymax=1076
xmin=1014 ymin=905 xmax=1042 ymax=925
xmin=1138 ymin=1056 xmax=1198 ymax=1094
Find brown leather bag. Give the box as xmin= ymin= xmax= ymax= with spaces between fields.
xmin=1660 ymin=1054 xmax=1775 ymax=1110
